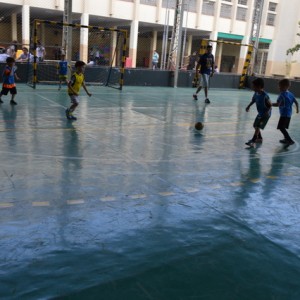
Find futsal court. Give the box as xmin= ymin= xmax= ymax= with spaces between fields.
xmin=1 ymin=84 xmax=300 ymax=299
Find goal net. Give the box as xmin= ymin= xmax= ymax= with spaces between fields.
xmin=27 ymin=19 xmax=127 ymax=90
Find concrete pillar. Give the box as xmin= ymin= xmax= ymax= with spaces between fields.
xmin=196 ymin=0 xmax=203 ymax=29
xmin=11 ymin=13 xmax=18 ymax=43
xmin=156 ymin=0 xmax=162 ymax=22
xmin=21 ymin=6 xmax=30 ymax=47
xmin=187 ymin=35 xmax=193 ymax=56
xmin=129 ymin=20 xmax=139 ymax=68
xmin=215 ymin=40 xmax=223 ymax=71
xmin=149 ymin=31 xmax=157 ymax=69
xmin=110 ymin=28 xmax=117 ymax=67
xmin=230 ymin=0 xmax=238 ymax=33
xmin=80 ymin=13 xmax=89 ymax=62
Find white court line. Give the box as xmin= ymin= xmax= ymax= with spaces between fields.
xmin=36 ymin=93 xmax=66 ymax=108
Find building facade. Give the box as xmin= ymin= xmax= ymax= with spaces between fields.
xmin=0 ymin=0 xmax=299 ymax=77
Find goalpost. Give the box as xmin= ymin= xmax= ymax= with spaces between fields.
xmin=27 ymin=19 xmax=128 ymax=90
xmin=192 ymin=39 xmax=253 ymax=89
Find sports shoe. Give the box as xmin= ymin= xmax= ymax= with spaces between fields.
xmin=279 ymin=139 xmax=288 ymax=144
xmin=245 ymin=140 xmax=254 ymax=147
xmin=65 ymin=108 xmax=72 ymax=120
xmin=205 ymin=98 xmax=211 ymax=104
xmin=10 ymin=100 xmax=17 ymax=105
xmin=286 ymin=140 xmax=295 ymax=145
xmin=255 ymin=138 xmax=263 ymax=143
xmin=0 ymin=98 xmax=3 ymax=103
xmin=69 ymin=115 xmax=77 ymax=120
xmin=193 ymin=94 xmax=198 ymax=100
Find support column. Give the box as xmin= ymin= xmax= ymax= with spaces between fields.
xmin=156 ymin=0 xmax=162 ymax=22
xmin=149 ymin=30 xmax=158 ymax=69
xmin=21 ymin=7 xmax=30 ymax=47
xmin=11 ymin=13 xmax=18 ymax=43
xmin=196 ymin=0 xmax=203 ymax=28
xmin=80 ymin=13 xmax=89 ymax=62
xmin=129 ymin=20 xmax=139 ymax=68
xmin=187 ymin=35 xmax=193 ymax=56
xmin=215 ymin=40 xmax=223 ymax=71
xmin=110 ymin=28 xmax=117 ymax=67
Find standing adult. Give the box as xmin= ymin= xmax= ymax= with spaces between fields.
xmin=193 ymin=44 xmax=215 ymax=104
xmin=152 ymin=50 xmax=159 ymax=70
xmin=36 ymin=41 xmax=46 ymax=62
xmin=7 ymin=40 xmax=18 ymax=59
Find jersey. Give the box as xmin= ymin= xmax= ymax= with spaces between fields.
xmin=152 ymin=52 xmax=159 ymax=63
xmin=68 ymin=72 xmax=84 ymax=95
xmin=252 ymin=91 xmax=271 ymax=117
xmin=2 ymin=66 xmax=16 ymax=88
xmin=36 ymin=46 xmax=45 ymax=58
xmin=198 ymin=53 xmax=214 ymax=75
xmin=277 ymin=90 xmax=296 ymax=118
xmin=58 ymin=61 xmax=68 ymax=76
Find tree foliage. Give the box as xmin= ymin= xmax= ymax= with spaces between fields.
xmin=286 ymin=22 xmax=300 ymax=55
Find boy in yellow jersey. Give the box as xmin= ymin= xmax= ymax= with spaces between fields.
xmin=66 ymin=60 xmax=92 ymax=120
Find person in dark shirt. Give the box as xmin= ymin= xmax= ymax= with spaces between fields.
xmin=193 ymin=44 xmax=214 ymax=104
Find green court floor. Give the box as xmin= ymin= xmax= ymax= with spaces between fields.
xmin=1 ymin=85 xmax=300 ymax=299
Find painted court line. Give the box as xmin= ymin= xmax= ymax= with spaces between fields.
xmin=32 ymin=201 xmax=50 ymax=207
xmin=67 ymin=199 xmax=85 ymax=205
xmin=158 ymin=191 xmax=175 ymax=196
xmin=101 ymin=196 xmax=116 ymax=202
xmin=0 ymin=202 xmax=14 ymax=208
xmin=129 ymin=194 xmax=147 ymax=199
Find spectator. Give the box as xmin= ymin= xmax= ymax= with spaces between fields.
xmin=17 ymin=47 xmax=33 ymax=62
xmin=7 ymin=40 xmax=18 ymax=59
xmin=36 ymin=41 xmax=46 ymax=62
xmin=152 ymin=50 xmax=159 ymax=70
xmin=187 ymin=51 xmax=198 ymax=70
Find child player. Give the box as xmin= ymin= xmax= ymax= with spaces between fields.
xmin=0 ymin=57 xmax=20 ymax=105
xmin=245 ymin=78 xmax=272 ymax=147
xmin=272 ymin=78 xmax=299 ymax=145
xmin=57 ymin=54 xmax=69 ymax=90
xmin=65 ymin=61 xmax=92 ymax=120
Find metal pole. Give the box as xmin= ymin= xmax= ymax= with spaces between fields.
xmin=164 ymin=10 xmax=170 ymax=69
xmin=160 ymin=0 xmax=169 ymax=70
xmin=181 ymin=0 xmax=189 ymax=68
xmin=63 ymin=0 xmax=73 ymax=62
xmin=173 ymin=0 xmax=184 ymax=87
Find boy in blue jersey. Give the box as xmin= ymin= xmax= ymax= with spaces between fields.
xmin=0 ymin=57 xmax=20 ymax=105
xmin=272 ymin=79 xmax=299 ymax=145
xmin=193 ymin=44 xmax=214 ymax=103
xmin=245 ymin=78 xmax=272 ymax=147
xmin=57 ymin=54 xmax=69 ymax=90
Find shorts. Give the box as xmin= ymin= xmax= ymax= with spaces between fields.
xmin=199 ymin=74 xmax=210 ymax=88
xmin=1 ymin=87 xmax=17 ymax=95
xmin=69 ymin=94 xmax=79 ymax=105
xmin=253 ymin=115 xmax=270 ymax=129
xmin=59 ymin=75 xmax=67 ymax=80
xmin=277 ymin=116 xmax=291 ymax=130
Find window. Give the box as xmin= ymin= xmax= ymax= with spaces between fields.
xmin=238 ymin=0 xmax=248 ymax=5
xmin=140 ymin=0 xmax=157 ymax=5
xmin=202 ymin=1 xmax=215 ymax=16
xmin=162 ymin=0 xmax=176 ymax=8
xmin=187 ymin=0 xmax=197 ymax=12
xmin=220 ymin=4 xmax=232 ymax=18
xmin=222 ymin=0 xmax=232 ymax=2
xmin=236 ymin=7 xmax=247 ymax=21
xmin=268 ymin=2 xmax=277 ymax=12
xmin=266 ymin=13 xmax=276 ymax=26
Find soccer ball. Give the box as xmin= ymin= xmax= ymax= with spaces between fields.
xmin=195 ymin=122 xmax=204 ymax=130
